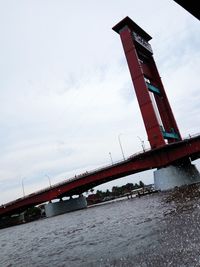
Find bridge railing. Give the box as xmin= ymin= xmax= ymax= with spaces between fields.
xmin=1 ymin=148 xmax=150 ymax=207
xmin=2 ymin=133 xmax=200 ymax=207
xmin=49 ymin=147 xmax=153 ymax=188
xmin=183 ymin=133 xmax=200 ymax=139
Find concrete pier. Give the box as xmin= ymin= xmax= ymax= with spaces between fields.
xmin=154 ymin=163 xmax=200 ymax=191
xmin=44 ymin=195 xmax=87 ymax=218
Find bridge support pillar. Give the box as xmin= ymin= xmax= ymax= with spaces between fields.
xmin=44 ymin=195 xmax=87 ymax=218
xmin=154 ymin=163 xmax=200 ymax=191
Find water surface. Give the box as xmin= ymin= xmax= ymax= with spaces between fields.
xmin=1 ymin=184 xmax=200 ymax=266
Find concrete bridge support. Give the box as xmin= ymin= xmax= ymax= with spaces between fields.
xmin=44 ymin=195 xmax=87 ymax=218
xmin=154 ymin=163 xmax=200 ymax=191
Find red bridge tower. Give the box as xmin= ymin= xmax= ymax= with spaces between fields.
xmin=113 ymin=17 xmax=181 ymax=149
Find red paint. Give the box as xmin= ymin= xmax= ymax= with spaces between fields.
xmin=1 ymin=135 xmax=200 ymax=217
xmin=0 ymin=17 xmax=199 ymax=218
xmin=112 ymin=17 xmax=181 ymax=148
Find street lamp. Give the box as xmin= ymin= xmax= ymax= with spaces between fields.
xmin=45 ymin=174 xmax=52 ymax=188
xmin=109 ymin=152 xmax=113 ymax=165
xmin=118 ymin=133 xmax=125 ymax=160
xmin=137 ymin=136 xmax=145 ymax=152
xmin=21 ymin=177 xmax=26 ymax=197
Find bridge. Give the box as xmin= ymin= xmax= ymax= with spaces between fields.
xmin=1 ymin=16 xmax=200 ymax=219
xmin=1 ymin=134 xmax=200 ymax=218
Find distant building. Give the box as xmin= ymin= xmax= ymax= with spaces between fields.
xmin=86 ymin=194 xmax=102 ymax=205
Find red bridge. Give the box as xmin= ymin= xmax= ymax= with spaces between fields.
xmin=1 ymin=17 xmax=200 ymax=218
xmin=1 ymin=134 xmax=200 ymax=217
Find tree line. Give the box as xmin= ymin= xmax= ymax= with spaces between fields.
xmin=88 ymin=181 xmax=145 ymax=199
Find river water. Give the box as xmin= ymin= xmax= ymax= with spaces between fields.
xmin=1 ymin=184 xmax=200 ymax=267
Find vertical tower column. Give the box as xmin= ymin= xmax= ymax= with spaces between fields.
xmin=112 ymin=17 xmax=182 ymax=149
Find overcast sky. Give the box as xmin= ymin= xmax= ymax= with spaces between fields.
xmin=0 ymin=0 xmax=199 ymax=204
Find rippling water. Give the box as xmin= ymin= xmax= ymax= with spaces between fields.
xmin=1 ymin=184 xmax=200 ymax=267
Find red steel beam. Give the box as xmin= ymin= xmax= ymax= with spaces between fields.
xmin=1 ymin=135 xmax=200 ymax=217
xmin=112 ymin=17 xmax=182 ymax=148
xmin=116 ymin=23 xmax=165 ymax=148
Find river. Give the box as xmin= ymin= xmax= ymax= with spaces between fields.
xmin=1 ymin=183 xmax=200 ymax=267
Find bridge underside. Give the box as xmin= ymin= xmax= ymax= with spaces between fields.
xmin=1 ymin=135 xmax=200 ymax=218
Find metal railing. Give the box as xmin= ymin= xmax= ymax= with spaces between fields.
xmin=2 ymin=133 xmax=200 ymax=208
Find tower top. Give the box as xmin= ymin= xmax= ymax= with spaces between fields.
xmin=112 ymin=16 xmax=152 ymax=41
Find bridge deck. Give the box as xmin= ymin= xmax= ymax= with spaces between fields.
xmin=1 ymin=135 xmax=200 ymax=217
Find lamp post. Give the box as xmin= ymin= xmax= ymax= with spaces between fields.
xmin=137 ymin=136 xmax=145 ymax=152
xmin=45 ymin=174 xmax=52 ymax=188
xmin=21 ymin=177 xmax=26 ymax=197
xmin=109 ymin=152 xmax=113 ymax=165
xmin=118 ymin=133 xmax=125 ymax=160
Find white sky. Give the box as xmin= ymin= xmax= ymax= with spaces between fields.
xmin=0 ymin=0 xmax=199 ymax=204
